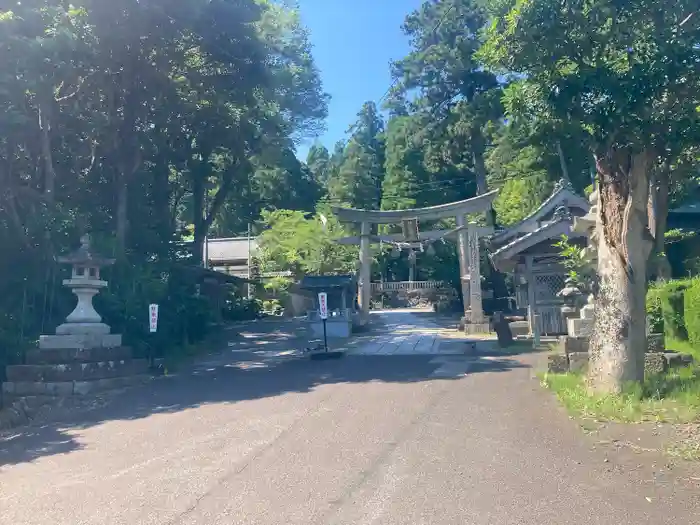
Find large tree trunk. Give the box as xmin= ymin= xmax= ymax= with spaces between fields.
xmin=113 ymin=78 xmax=141 ymax=259
xmin=115 ymin=150 xmax=141 ymax=258
xmin=37 ymin=102 xmax=56 ymax=204
xmin=556 ymin=140 xmax=570 ymax=183
xmin=471 ymin=130 xmax=488 ymax=196
xmin=647 ymin=163 xmax=671 ymax=281
xmin=152 ymin=161 xmax=172 ymax=259
xmin=192 ymin=152 xmax=241 ymax=267
xmin=470 ymin=128 xmax=494 ymax=228
xmin=192 ymin=167 xmax=206 ymax=266
xmin=115 ymin=180 xmax=129 ymax=256
xmin=588 ymin=149 xmax=654 ymax=394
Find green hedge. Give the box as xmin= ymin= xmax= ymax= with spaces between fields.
xmin=685 ymin=279 xmax=700 ymax=347
xmin=646 ymin=279 xmax=695 ymax=340
xmin=646 ymin=286 xmax=664 ymax=333
xmin=661 ymin=280 xmax=693 ymax=340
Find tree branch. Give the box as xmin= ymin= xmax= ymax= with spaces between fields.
xmin=55 ymin=73 xmax=93 ymax=102
xmin=202 ymin=161 xmax=240 ymax=231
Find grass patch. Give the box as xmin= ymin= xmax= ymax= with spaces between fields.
xmin=542 ymin=367 xmax=700 ymax=423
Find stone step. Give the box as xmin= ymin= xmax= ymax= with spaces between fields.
xmin=2 ymin=374 xmax=152 ymax=398
xmin=25 ymin=346 xmax=134 ymax=365
xmin=6 ymin=359 xmax=149 ymax=383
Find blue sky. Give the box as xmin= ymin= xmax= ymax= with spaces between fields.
xmin=295 ymin=0 xmax=424 ymax=160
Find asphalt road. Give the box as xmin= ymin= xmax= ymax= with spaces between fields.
xmin=2 ymin=311 xmax=700 ymax=524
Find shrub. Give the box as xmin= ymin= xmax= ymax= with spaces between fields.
xmin=263 ymin=299 xmax=283 ymax=315
xmin=685 ymin=279 xmax=700 ymax=348
xmin=646 ymin=286 xmax=664 ymax=334
xmin=658 ymin=279 xmax=694 ymax=341
xmin=96 ymin=262 xmax=217 ymax=359
xmin=222 ymin=296 xmax=262 ymax=321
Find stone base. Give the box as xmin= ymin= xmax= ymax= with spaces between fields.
xmin=39 ymin=333 xmax=122 ymax=350
xmin=568 ymin=352 xmax=590 ymax=373
xmin=508 ymin=321 xmax=530 ymax=337
xmin=3 ymin=329 xmax=150 ymax=412
xmin=26 ymin=345 xmax=133 ymax=365
xmin=2 ymin=375 xmax=151 ymax=398
xmin=310 ymin=319 xmax=352 ymax=339
xmin=309 ymin=350 xmax=345 ymax=361
xmin=547 ymin=351 xmax=693 ymax=375
xmin=56 ymin=322 xmax=110 ymax=336
xmin=464 ymin=322 xmax=491 ymax=335
xmin=6 ymin=359 xmax=149 ymax=383
xmin=558 ymin=333 xmax=666 ymax=356
xmin=566 ymin=317 xmax=593 ymax=338
xmin=558 ymin=336 xmax=590 ymax=355
xmin=647 ymin=333 xmax=665 ymax=353
xmin=547 ymin=354 xmax=569 ymax=374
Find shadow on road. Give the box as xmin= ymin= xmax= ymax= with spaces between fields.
xmin=0 ymin=320 xmax=530 ymax=468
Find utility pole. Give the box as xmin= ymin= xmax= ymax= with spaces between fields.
xmin=247 ymin=222 xmax=252 ymax=299
xmin=203 ymin=181 xmax=209 ymax=269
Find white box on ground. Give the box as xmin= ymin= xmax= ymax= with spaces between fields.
xmin=318 ymin=292 xmax=328 ymax=320
xmin=149 ymin=304 xmax=159 ymax=333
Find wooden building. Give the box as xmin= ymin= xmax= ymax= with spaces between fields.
xmin=205 ymin=237 xmax=258 ymax=278
xmin=489 ymin=180 xmax=590 ymax=336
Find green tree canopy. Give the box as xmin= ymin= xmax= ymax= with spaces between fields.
xmin=256 ymin=209 xmax=358 ymax=278
xmin=481 ymin=0 xmax=700 ymax=391
xmin=0 ymin=0 xmax=328 ymax=363
xmin=327 ymin=101 xmax=386 ymax=209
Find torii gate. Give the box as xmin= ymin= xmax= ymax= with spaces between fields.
xmin=333 ymin=190 xmax=498 ymax=334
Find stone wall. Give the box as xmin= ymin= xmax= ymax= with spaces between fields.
xmin=557 ymin=333 xmax=665 ymax=355
xmin=548 ymin=333 xmax=692 ymax=375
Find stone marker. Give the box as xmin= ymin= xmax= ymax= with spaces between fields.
xmin=492 ymin=311 xmax=513 ymax=347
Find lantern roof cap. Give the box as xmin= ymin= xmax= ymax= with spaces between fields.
xmin=56 ymin=234 xmax=115 ymax=267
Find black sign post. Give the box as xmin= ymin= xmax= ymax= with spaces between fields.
xmin=322 ymin=317 xmax=328 ymax=353
xmin=318 ymin=292 xmax=328 ymax=353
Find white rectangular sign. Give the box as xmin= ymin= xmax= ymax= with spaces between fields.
xmin=149 ymin=304 xmax=159 ymax=333
xmin=318 ymin=292 xmax=328 ymax=320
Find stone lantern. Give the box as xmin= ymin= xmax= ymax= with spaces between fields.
xmin=557 ymin=276 xmax=583 ymax=323
xmin=2 ymin=234 xmax=148 ymax=401
xmin=566 ymin=190 xmax=599 ymax=338
xmin=55 ymin=234 xmax=115 ymax=336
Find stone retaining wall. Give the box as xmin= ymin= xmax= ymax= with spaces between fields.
xmin=548 ymin=332 xmax=693 ymax=376
xmin=557 ymin=333 xmax=665 ymax=355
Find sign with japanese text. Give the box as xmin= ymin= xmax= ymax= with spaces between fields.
xmin=149 ymin=304 xmax=159 ymax=333
xmin=318 ymin=292 xmax=328 ymax=320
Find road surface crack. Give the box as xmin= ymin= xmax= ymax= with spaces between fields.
xmin=320 ymin=383 xmax=452 ymax=524
xmin=164 ymin=392 xmax=336 ymax=525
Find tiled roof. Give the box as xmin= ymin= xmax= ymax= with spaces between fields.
xmin=490 ymin=179 xmax=590 ymax=247
xmin=489 ymin=210 xmax=587 ymax=270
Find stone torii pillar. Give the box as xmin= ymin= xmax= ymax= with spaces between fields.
xmin=456 ymin=216 xmax=488 ymax=333
xmin=358 ymin=221 xmax=372 ymax=323
xmin=465 ymin=222 xmax=487 ymax=332
xmin=455 ymin=214 xmax=472 ymax=317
